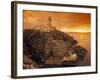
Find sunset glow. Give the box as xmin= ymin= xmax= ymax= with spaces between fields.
xmin=23 ymin=10 xmax=91 ymax=33
xmin=59 ymin=27 xmax=90 ymax=33
xmin=60 ymin=29 xmax=90 ymax=33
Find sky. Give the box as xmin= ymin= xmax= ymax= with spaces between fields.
xmin=23 ymin=10 xmax=91 ymax=32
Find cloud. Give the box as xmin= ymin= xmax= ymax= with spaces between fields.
xmin=23 ymin=10 xmax=91 ymax=32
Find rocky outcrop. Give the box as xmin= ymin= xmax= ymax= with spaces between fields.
xmin=23 ymin=25 xmax=87 ymax=69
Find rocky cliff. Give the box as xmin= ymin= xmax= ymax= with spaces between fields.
xmin=23 ymin=25 xmax=87 ymax=69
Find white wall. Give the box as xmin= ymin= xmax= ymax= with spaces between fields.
xmin=0 ymin=0 xmax=100 ymax=80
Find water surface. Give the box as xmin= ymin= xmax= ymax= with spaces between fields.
xmin=67 ymin=32 xmax=91 ymax=66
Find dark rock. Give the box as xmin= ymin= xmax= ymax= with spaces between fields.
xmin=23 ymin=26 xmax=87 ymax=69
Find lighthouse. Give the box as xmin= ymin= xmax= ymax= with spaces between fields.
xmin=48 ymin=16 xmax=51 ymax=26
xmin=48 ymin=16 xmax=56 ymax=30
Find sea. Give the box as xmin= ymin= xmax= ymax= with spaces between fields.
xmin=67 ymin=32 xmax=91 ymax=66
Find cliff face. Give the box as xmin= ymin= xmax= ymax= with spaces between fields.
xmin=23 ymin=26 xmax=87 ymax=69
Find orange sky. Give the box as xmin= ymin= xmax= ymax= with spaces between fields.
xmin=23 ymin=10 xmax=91 ymax=32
